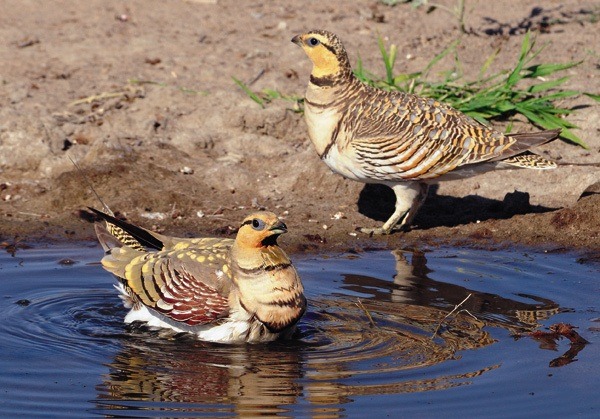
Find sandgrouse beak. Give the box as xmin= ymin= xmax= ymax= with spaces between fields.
xmin=291 ymin=35 xmax=302 ymax=46
xmin=269 ymin=220 xmax=288 ymax=235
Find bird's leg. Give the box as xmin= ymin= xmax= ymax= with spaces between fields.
xmin=360 ymin=182 xmax=429 ymax=235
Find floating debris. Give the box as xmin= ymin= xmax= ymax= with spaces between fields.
xmin=15 ymin=299 xmax=31 ymax=307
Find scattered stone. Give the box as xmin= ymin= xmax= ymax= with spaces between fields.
xmin=140 ymin=212 xmax=166 ymax=220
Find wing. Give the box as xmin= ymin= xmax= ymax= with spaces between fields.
xmin=345 ymin=88 xmax=515 ymax=180
xmin=102 ymin=245 xmax=233 ymax=325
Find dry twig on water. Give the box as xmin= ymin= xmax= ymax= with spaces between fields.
xmin=431 ymin=293 xmax=476 ymax=339
xmin=356 ymin=298 xmax=376 ymax=327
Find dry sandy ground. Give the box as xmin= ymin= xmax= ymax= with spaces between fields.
xmin=1 ymin=0 xmax=599 ymax=255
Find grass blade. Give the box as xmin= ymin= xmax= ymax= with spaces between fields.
xmin=525 ymin=61 xmax=582 ymax=78
xmin=479 ymin=47 xmax=500 ymax=80
xmin=422 ymin=39 xmax=460 ymax=77
xmin=232 ymin=76 xmax=264 ymax=108
xmin=584 ymin=92 xmax=600 ymax=102
xmin=528 ymin=77 xmax=570 ymax=93
xmin=517 ymin=106 xmax=587 ymax=147
xmin=377 ymin=36 xmax=397 ymax=85
xmin=506 ymin=32 xmax=531 ymax=87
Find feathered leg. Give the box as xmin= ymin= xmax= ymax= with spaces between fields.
xmin=361 ymin=182 xmax=429 ymax=235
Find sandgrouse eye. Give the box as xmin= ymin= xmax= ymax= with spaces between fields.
xmin=308 ymin=37 xmax=319 ymax=46
xmin=251 ymin=218 xmax=265 ymax=231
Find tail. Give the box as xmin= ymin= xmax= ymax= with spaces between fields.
xmin=497 ymin=127 xmax=600 ymax=169
xmin=489 ymin=129 xmax=561 ymax=169
xmin=88 ymin=207 xmax=164 ymax=251
xmin=501 ymin=151 xmax=557 ymax=169
xmin=489 ymin=128 xmax=561 ymax=163
xmin=506 ymin=129 xmax=561 ymax=153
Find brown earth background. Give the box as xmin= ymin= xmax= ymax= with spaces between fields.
xmin=1 ymin=0 xmax=599 ymax=255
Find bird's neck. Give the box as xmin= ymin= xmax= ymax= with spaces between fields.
xmin=230 ymin=243 xmax=291 ymax=273
xmin=309 ymin=65 xmax=353 ymax=88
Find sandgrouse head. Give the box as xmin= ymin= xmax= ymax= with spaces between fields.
xmin=292 ymin=29 xmax=351 ymax=78
xmin=235 ymin=211 xmax=287 ymax=249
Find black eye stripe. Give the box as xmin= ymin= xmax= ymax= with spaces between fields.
xmin=240 ymin=220 xmax=254 ymax=227
xmin=241 ymin=218 xmax=267 ymax=231
xmin=320 ymin=41 xmax=337 ymax=55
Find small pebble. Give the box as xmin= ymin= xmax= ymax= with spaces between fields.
xmin=331 ymin=211 xmax=346 ymax=220
xmin=141 ymin=212 xmax=166 ymax=220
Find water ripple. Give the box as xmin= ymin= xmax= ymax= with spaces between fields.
xmin=2 ymin=246 xmax=598 ymax=417
xmin=3 ymin=287 xmax=126 ymax=358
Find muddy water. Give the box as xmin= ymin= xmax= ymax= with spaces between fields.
xmin=0 ymin=245 xmax=598 ymax=417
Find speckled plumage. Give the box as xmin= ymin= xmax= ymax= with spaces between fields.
xmin=92 ymin=208 xmax=306 ymax=343
xmin=293 ymin=30 xmax=560 ymax=234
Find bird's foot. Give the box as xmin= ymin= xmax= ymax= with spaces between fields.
xmin=359 ymin=222 xmax=411 ymax=235
xmin=359 ymin=226 xmax=394 ymax=235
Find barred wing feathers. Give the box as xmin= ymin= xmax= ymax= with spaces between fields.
xmin=101 ymin=238 xmax=234 ymax=326
xmin=347 ymin=88 xmax=517 ymax=180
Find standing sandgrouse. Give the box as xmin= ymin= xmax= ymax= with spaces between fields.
xmin=292 ymin=30 xmax=560 ymax=234
xmin=91 ymin=208 xmax=306 ymax=343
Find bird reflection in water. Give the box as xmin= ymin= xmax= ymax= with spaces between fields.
xmin=98 ymin=333 xmax=305 ymax=415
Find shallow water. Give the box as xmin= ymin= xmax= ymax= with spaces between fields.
xmin=0 ymin=244 xmax=598 ymax=417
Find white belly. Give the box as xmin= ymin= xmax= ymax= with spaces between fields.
xmin=123 ymin=304 xmax=283 ymax=343
xmin=322 ymin=145 xmax=370 ymax=183
xmin=115 ymin=283 xmax=281 ymax=343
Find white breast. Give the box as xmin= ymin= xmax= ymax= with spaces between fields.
xmin=322 ymin=145 xmax=371 ymax=183
xmin=304 ymin=104 xmax=340 ymax=157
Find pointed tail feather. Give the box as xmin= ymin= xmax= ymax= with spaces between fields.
xmin=490 ymin=128 xmax=561 ymax=162
xmin=88 ymin=207 xmax=164 ymax=251
xmin=95 ymin=223 xmax=125 ymax=253
xmin=69 ymin=156 xmax=165 ymax=252
xmin=508 ymin=128 xmax=561 ymax=148
xmin=501 ymin=152 xmax=557 ymax=169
